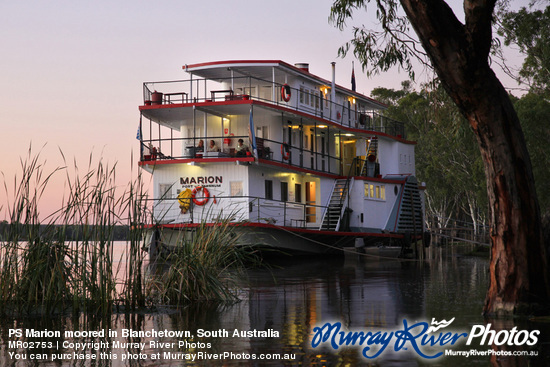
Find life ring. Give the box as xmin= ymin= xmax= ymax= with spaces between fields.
xmin=192 ymin=186 xmax=210 ymax=205
xmin=281 ymin=84 xmax=291 ymax=102
xmin=281 ymin=144 xmax=290 ymax=160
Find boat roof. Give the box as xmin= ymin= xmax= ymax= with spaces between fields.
xmin=183 ymin=60 xmax=387 ymax=110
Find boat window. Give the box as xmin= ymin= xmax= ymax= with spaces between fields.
xmin=230 ymin=181 xmax=243 ymax=196
xmin=256 ymin=126 xmax=268 ymax=140
xmin=281 ymin=182 xmax=288 ymax=202
xmin=295 ymin=184 xmax=302 ymax=203
xmin=381 ymin=185 xmax=386 ymax=200
xmin=314 ymin=91 xmax=320 ymax=109
xmin=159 ymin=184 xmax=172 ymax=200
xmin=300 ymin=86 xmax=307 ymax=105
xmin=364 ymin=183 xmax=386 ymax=200
xmin=265 ymin=180 xmax=273 ymax=200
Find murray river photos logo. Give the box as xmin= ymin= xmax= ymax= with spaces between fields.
xmin=310 ymin=318 xmax=539 ymax=360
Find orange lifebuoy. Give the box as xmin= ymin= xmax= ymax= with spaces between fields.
xmin=192 ymin=186 xmax=210 ymax=205
xmin=281 ymin=144 xmax=290 ymax=160
xmin=281 ymin=84 xmax=291 ymax=102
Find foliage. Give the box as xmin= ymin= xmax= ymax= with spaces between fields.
xmin=0 ymin=148 xmax=258 ymax=314
xmin=498 ymin=5 xmax=550 ymax=96
xmin=513 ymin=93 xmax=550 ymax=214
xmin=333 ymin=0 xmax=549 ymax=316
xmin=146 ymin=215 xmax=259 ymax=305
xmin=372 ymin=82 xmax=487 ymax=228
xmin=329 ymin=0 xmax=427 ymax=79
xmin=372 ymin=81 xmax=550 ymax=228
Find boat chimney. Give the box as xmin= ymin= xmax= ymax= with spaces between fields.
xmin=295 ymin=63 xmax=309 ymax=72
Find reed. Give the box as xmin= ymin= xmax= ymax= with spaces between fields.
xmin=0 ymin=147 xmax=69 ymax=313
xmin=146 ymin=212 xmax=259 ymax=305
xmin=0 ymin=148 xmax=138 ymax=314
xmin=120 ymin=163 xmax=148 ymax=311
xmin=1 ymin=148 xmax=258 ymax=314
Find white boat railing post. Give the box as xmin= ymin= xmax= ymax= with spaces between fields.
xmin=272 ymin=67 xmax=276 ymax=103
xmin=189 ymin=74 xmax=193 ymax=102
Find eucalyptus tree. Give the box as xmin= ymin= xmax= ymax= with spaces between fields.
xmin=330 ymin=0 xmax=549 ymax=315
xmin=372 ymin=83 xmax=487 ymax=232
xmin=498 ymin=5 xmax=550 ymax=96
xmin=514 ymin=93 xmax=550 ymax=214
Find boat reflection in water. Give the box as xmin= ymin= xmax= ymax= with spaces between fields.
xmin=1 ymin=250 xmax=548 ymax=366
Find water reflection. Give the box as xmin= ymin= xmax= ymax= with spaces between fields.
xmin=1 ymin=248 xmax=549 ymax=366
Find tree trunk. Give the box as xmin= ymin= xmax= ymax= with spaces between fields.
xmin=400 ymin=0 xmax=550 ymax=315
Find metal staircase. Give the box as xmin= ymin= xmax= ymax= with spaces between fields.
xmin=320 ymin=178 xmax=353 ymax=231
xmin=361 ymin=136 xmax=378 ymax=176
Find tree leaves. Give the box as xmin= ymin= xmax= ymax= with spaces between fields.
xmin=330 ymin=0 xmax=428 ymax=78
xmin=497 ymin=5 xmax=550 ymax=95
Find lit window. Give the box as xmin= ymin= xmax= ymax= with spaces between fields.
xmin=364 ymin=183 xmax=386 ymax=201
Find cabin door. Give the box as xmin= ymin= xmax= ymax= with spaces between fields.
xmin=341 ymin=139 xmax=356 ymax=175
xmin=305 ymin=181 xmax=316 ymax=223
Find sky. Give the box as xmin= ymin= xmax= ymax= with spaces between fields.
xmin=0 ymin=0 xmax=524 ymax=220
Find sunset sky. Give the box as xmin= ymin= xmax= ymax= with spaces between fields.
xmin=0 ymin=0 xmax=521 ymax=220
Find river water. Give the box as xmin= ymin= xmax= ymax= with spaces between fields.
xmin=1 ymin=244 xmax=549 ymax=366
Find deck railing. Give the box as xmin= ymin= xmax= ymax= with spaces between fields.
xmin=140 ymin=135 xmax=346 ymax=176
xmin=150 ymin=195 xmax=329 ymax=230
xmin=142 ymin=76 xmax=406 ymax=139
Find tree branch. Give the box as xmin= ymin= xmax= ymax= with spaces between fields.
xmin=464 ymin=0 xmax=497 ymax=58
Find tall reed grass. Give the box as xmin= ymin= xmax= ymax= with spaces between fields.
xmin=147 ymin=213 xmax=259 ymax=305
xmin=0 ymin=148 xmax=149 ymax=314
xmin=0 ymin=147 xmax=257 ymax=315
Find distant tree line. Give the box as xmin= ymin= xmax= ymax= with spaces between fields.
xmin=0 ymin=221 xmax=130 ymax=241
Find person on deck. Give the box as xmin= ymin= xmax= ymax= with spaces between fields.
xmin=196 ymin=140 xmax=204 ymax=152
xmin=236 ymin=139 xmax=248 ymax=156
xmin=208 ymin=140 xmax=220 ymax=152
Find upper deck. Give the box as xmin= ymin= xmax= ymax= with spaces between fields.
xmin=140 ymin=60 xmax=405 ymax=138
xmin=138 ymin=60 xmax=416 ymax=178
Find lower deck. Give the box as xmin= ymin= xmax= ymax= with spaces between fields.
xmin=145 ymin=161 xmax=424 ymax=237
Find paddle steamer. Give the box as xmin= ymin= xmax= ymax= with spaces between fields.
xmin=139 ymin=60 xmax=425 ymax=255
